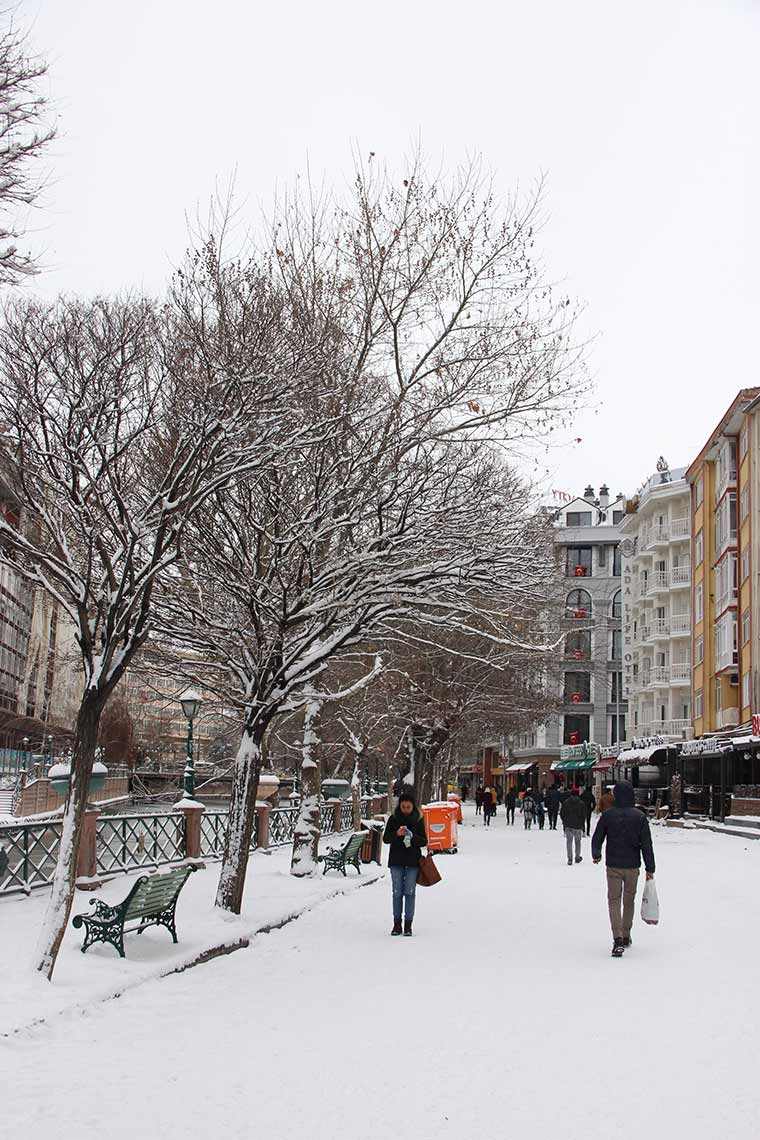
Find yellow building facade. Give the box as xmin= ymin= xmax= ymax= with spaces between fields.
xmin=687 ymin=389 xmax=759 ymax=736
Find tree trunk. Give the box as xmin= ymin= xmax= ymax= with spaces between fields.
xmin=290 ymin=698 xmax=323 ymax=877
xmin=215 ymin=723 xmax=265 ymax=913
xmin=36 ymin=696 xmax=102 ymax=980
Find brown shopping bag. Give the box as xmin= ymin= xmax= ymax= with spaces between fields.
xmin=417 ymin=853 xmax=442 ymax=887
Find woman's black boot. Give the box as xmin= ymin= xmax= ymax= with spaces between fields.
xmin=391 ymin=919 xmax=402 ymax=936
xmin=403 ymin=919 xmax=413 ymax=937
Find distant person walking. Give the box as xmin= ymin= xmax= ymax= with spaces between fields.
xmin=546 ymin=785 xmax=561 ymax=830
xmin=581 ymin=786 xmax=596 ymax=836
xmin=505 ymin=787 xmax=517 ymax=825
xmin=490 ymin=787 xmax=498 ymax=816
xmin=534 ymin=789 xmax=546 ymax=830
xmin=383 ymin=792 xmax=428 ymax=937
xmin=523 ymin=789 xmax=536 ymax=830
xmin=475 ymin=786 xmax=484 ymax=816
xmin=592 ymin=781 xmax=656 ymax=958
xmin=560 ymin=787 xmax=586 ymax=866
xmin=482 ymin=787 xmax=494 ymax=826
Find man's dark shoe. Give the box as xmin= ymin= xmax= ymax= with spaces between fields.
xmin=391 ymin=920 xmax=402 ymax=936
xmin=575 ymin=855 xmax=583 ymax=863
xmin=567 ymin=858 xmax=573 ymax=866
xmin=403 ymin=920 xmax=413 ymax=937
xmin=612 ymin=937 xmax=626 ymax=958
xmin=623 ymin=936 xmax=632 ymax=948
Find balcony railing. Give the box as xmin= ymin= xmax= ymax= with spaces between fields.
xmin=652 ymin=618 xmax=670 ymax=638
xmin=652 ymin=525 xmax=670 ymax=544
xmin=671 ymin=662 xmax=691 ymax=683
xmin=638 ymin=718 xmax=692 ymax=738
xmin=651 ymin=571 xmax=669 ymax=592
xmin=650 ymin=666 xmax=670 ymax=685
xmin=671 ymin=517 xmax=690 ymax=539
xmin=671 ymin=614 xmax=690 ymax=635
xmin=671 ymin=566 xmax=691 ymax=587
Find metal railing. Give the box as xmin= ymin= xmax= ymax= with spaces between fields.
xmin=671 ymin=566 xmax=691 ymax=587
xmin=671 ymin=662 xmax=691 ymax=683
xmin=0 ymin=801 xmax=364 ymax=899
xmin=671 ymin=517 xmax=690 ymax=539
xmin=671 ymin=614 xmax=691 ymax=634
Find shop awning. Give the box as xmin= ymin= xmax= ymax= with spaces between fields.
xmin=592 ymin=757 xmax=618 ymax=771
xmin=618 ymin=745 xmax=672 ymax=766
xmin=553 ymin=757 xmax=596 ymax=771
xmin=733 ymin=736 xmax=760 ymax=749
xmin=505 ymin=761 xmax=536 ymax=773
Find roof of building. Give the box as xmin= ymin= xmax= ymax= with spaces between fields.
xmin=686 ymin=388 xmax=760 ymax=481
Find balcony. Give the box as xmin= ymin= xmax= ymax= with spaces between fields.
xmin=639 ymin=718 xmax=692 ymax=738
xmin=639 ymin=625 xmax=655 ymax=646
xmin=652 ymin=525 xmax=670 ymax=545
xmin=652 ymin=618 xmax=670 ymax=639
xmin=670 ymin=662 xmax=691 ymax=685
xmin=671 ymin=565 xmax=691 ymax=588
xmin=670 ymin=614 xmax=690 ymax=636
xmin=650 ymin=666 xmax=670 ymax=686
xmin=650 ymin=571 xmax=669 ymax=594
xmin=671 ymin=517 xmax=690 ymax=540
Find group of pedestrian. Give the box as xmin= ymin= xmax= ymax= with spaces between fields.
xmin=381 ymin=778 xmax=656 ymax=960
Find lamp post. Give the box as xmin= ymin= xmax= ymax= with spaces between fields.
xmin=22 ymin=736 xmax=30 ymax=774
xmin=179 ymin=688 xmax=202 ymax=800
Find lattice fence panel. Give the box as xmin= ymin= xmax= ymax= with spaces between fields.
xmin=0 ymin=821 xmax=62 ymax=893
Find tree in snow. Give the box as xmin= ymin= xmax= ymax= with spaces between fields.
xmin=0 ymin=15 xmax=56 ymax=284
xmin=0 ymin=294 xmax=289 ymax=978
xmin=161 ymin=154 xmax=587 ymax=910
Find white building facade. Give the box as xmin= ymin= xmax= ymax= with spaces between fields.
xmin=620 ymin=463 xmax=693 ymax=741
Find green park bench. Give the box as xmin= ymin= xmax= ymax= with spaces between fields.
xmin=317 ymin=830 xmax=368 ymax=876
xmin=72 ymin=864 xmax=198 ymax=958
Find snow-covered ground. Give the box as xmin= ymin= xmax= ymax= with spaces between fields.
xmin=3 ymin=805 xmax=759 ymax=1139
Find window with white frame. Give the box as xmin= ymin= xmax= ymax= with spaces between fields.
xmin=742 ymin=484 xmax=750 ymax=521
xmin=742 ymin=548 xmax=750 ymax=582
xmin=743 ymin=608 xmax=751 ymax=644
xmin=695 ymin=688 xmax=703 ymax=718
xmin=741 ymin=422 xmax=749 ymax=458
xmin=743 ymin=672 xmax=751 ymax=708
xmin=695 ymin=634 xmax=704 ymax=664
xmin=715 ymin=613 xmax=738 ymax=671
xmin=716 ymin=552 xmax=738 ymax=612
xmin=695 ymin=476 xmax=703 ymax=508
xmin=716 ymin=683 xmax=722 ymax=714
xmin=716 ymin=438 xmax=738 ymax=496
xmin=715 ymin=493 xmax=738 ymax=556
xmin=695 ymin=528 xmax=703 ymax=566
xmin=696 ymin=582 xmax=703 ymax=623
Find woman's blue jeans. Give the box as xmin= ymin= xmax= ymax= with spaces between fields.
xmin=390 ymin=865 xmax=418 ymax=921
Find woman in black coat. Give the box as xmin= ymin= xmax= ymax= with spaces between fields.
xmin=382 ymin=793 xmax=428 ymax=937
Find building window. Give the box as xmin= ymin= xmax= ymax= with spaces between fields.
xmin=610 ymin=591 xmax=622 ymax=619
xmin=610 ymin=628 xmax=622 ymax=660
xmin=695 ymin=634 xmax=704 ymax=665
xmin=695 ymin=688 xmax=703 ymax=718
xmin=742 ymin=548 xmax=750 ymax=582
xmin=743 ymin=608 xmax=751 ymax=645
xmin=609 ymin=714 xmax=626 ymax=745
xmin=610 ymin=672 xmax=623 ymax=702
xmin=716 ymin=683 xmax=722 ymax=714
xmin=566 ymin=511 xmax=592 ymax=527
xmin=742 ymin=485 xmax=750 ymax=522
xmin=564 ymin=672 xmax=591 ymax=704
xmin=695 ymin=529 xmax=703 ymax=566
xmin=696 ymin=582 xmax=703 ymax=624
xmin=715 ymin=614 xmax=739 ymax=671
xmin=715 ymin=492 xmax=738 ymax=556
xmin=565 ymin=630 xmax=591 ymax=660
xmin=566 ymin=589 xmax=592 ymax=618
xmin=612 ymin=546 xmax=622 ymax=576
xmin=716 ymin=552 xmax=738 ymax=612
xmin=566 ymin=546 xmax=593 ymax=577
xmin=696 ymin=476 xmax=703 ymax=508
xmin=741 ymin=422 xmax=749 ymax=458
xmin=563 ymin=714 xmax=590 ymax=745
xmin=743 ymin=672 xmax=751 ymax=708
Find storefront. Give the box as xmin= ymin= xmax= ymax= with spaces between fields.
xmin=550 ymin=743 xmax=599 ymax=786
xmin=677 ymin=736 xmax=735 ymax=820
xmin=616 ymin=736 xmax=678 ymax=809
xmin=505 ymin=761 xmax=537 ymax=792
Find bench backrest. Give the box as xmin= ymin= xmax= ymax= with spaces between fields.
xmin=343 ymin=832 xmax=366 ymax=858
xmin=124 ymin=866 xmax=193 ymax=921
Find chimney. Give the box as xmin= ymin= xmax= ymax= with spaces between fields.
xmin=598 ymin=484 xmax=610 ymax=508
xmin=583 ymin=484 xmax=595 ymax=501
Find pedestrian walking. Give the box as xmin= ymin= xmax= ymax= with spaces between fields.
xmin=505 ymin=786 xmax=516 ymax=825
xmin=523 ymin=789 xmax=536 ymax=830
xmin=534 ymin=789 xmax=546 ymax=830
xmin=560 ymin=786 xmax=586 ymax=865
xmin=475 ymin=786 xmax=484 ymax=816
xmin=482 ymin=787 xmax=494 ymax=826
xmin=599 ymin=787 xmax=615 ymax=813
xmin=580 ymin=786 xmax=596 ymax=836
xmin=460 ymin=785 xmax=469 ymax=802
xmin=546 ymin=785 xmax=561 ymax=830
xmin=592 ymin=781 xmax=656 ymax=958
xmin=382 ymin=792 xmax=428 ymax=937
xmin=490 ymin=786 xmax=498 ymax=816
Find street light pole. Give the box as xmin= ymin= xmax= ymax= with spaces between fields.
xmin=179 ymin=688 xmax=203 ymax=801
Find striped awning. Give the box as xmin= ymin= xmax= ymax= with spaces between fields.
xmin=552 ymin=757 xmax=596 ymax=772
xmin=505 ymin=761 xmax=536 ymax=773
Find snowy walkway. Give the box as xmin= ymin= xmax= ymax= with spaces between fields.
xmin=4 ymin=807 xmax=759 ymax=1139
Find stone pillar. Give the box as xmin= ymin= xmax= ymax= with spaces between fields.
xmin=331 ymin=799 xmax=342 ymax=833
xmin=174 ymin=801 xmax=205 ymax=863
xmin=75 ymin=807 xmax=102 ymax=891
xmin=255 ymin=801 xmax=271 ymax=850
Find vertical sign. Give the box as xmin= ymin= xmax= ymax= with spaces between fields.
xmin=620 ymin=539 xmax=635 ymax=700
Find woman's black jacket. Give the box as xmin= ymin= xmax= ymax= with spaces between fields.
xmin=383 ymin=809 xmax=428 ymax=867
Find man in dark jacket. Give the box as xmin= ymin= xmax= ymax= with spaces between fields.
xmin=505 ymin=787 xmax=517 ymax=825
xmin=560 ymin=787 xmax=586 ymax=865
xmin=592 ymin=781 xmax=656 ymax=957
xmin=580 ymin=786 xmax=596 ymax=836
xmin=546 ymin=785 xmax=561 ymax=830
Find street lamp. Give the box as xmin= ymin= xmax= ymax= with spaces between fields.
xmin=179 ymin=688 xmax=202 ymax=800
xmin=22 ymin=736 xmax=29 ymax=773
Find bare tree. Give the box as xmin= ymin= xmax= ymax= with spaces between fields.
xmin=0 ymin=294 xmax=290 ymax=978
xmin=0 ymin=16 xmax=56 ymax=284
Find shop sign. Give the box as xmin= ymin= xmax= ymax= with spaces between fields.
xmin=631 ymin=735 xmax=666 ymax=750
xmin=560 ymin=742 xmax=600 ymax=761
xmin=752 ymin=714 xmax=760 ymax=737
xmin=680 ymin=737 xmax=732 ymax=757
xmin=621 ymin=551 xmax=634 ymax=699
xmin=599 ymin=745 xmax=621 ymax=760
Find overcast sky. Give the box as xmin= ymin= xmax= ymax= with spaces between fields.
xmin=18 ymin=0 xmax=760 ymax=502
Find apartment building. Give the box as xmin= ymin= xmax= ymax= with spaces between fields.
xmin=620 ymin=461 xmax=692 ymax=740
xmin=509 ymin=483 xmax=627 ymax=783
xmin=687 ymin=389 xmax=760 ymax=735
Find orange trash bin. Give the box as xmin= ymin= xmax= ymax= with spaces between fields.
xmin=422 ymin=801 xmax=459 ymax=854
xmin=446 ymin=793 xmax=463 ymax=822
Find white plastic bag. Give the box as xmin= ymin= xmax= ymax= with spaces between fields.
xmin=641 ymin=878 xmax=660 ymax=925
